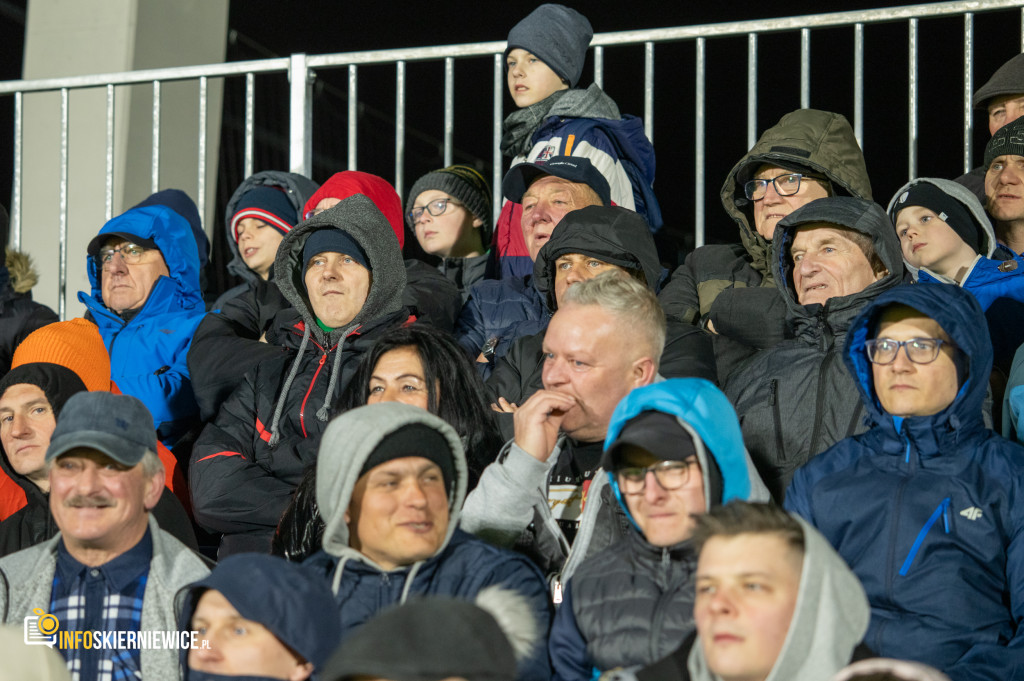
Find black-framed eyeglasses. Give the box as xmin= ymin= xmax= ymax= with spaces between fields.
xmin=407 ymin=198 xmax=463 ymax=223
xmin=864 ymin=337 xmax=951 ymax=365
xmin=616 ymin=458 xmax=700 ymax=495
xmin=94 ymin=243 xmax=149 ymax=269
xmin=744 ymin=173 xmax=825 ymax=201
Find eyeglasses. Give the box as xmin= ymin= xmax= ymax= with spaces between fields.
xmin=616 ymin=458 xmax=700 ymax=495
xmin=744 ymin=173 xmax=825 ymax=201
xmin=864 ymin=337 xmax=951 ymax=365
xmin=407 ymin=198 xmax=463 ymax=223
xmin=95 ymin=243 xmax=149 ymax=269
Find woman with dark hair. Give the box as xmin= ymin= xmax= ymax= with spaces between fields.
xmin=272 ymin=323 xmax=503 ymax=562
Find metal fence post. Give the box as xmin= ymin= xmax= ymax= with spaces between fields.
xmin=289 ymin=53 xmax=312 ymax=178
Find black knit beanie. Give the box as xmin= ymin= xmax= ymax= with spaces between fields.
xmin=405 ymin=165 xmax=493 ymax=245
xmin=890 ymin=183 xmax=985 ymax=254
xmin=504 ymin=4 xmax=592 ymax=88
xmin=358 ymin=424 xmax=455 ymax=497
xmin=985 ymin=117 xmax=1024 ymax=168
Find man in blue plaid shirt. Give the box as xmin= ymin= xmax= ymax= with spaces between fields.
xmin=0 ymin=391 xmax=208 ymax=681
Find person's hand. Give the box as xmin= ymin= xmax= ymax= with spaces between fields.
xmin=259 ymin=331 xmax=268 ymax=343
xmin=491 ymin=396 xmax=519 ymax=413
xmin=513 ymin=390 xmax=576 ymax=462
xmin=706 ymin=319 xmax=717 ymax=334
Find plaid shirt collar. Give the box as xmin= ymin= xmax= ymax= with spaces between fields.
xmin=56 ymin=526 xmax=153 ymax=591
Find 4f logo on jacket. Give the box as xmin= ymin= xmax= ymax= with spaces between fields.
xmin=959 ymin=507 xmax=983 ymax=521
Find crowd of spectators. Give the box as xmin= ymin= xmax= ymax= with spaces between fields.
xmin=0 ymin=4 xmax=1021 ymax=681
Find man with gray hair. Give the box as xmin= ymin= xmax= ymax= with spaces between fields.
xmin=0 ymin=391 xmax=208 ymax=681
xmin=461 ymin=271 xmax=665 ymax=584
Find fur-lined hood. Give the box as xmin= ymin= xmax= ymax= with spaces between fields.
xmin=5 ymin=248 xmax=38 ymax=295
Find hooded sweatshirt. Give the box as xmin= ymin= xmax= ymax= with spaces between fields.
xmin=190 ymin=194 xmax=409 ymax=557
xmin=304 ymin=402 xmax=552 ymax=681
xmin=79 ymin=204 xmax=206 ymax=446
xmin=724 ymin=197 xmax=905 ymax=500
xmin=495 ymin=84 xmax=661 ymax=280
xmin=485 ymin=205 xmax=715 ymax=411
xmin=659 ymin=109 xmax=872 ymax=383
xmin=786 ymin=283 xmax=1024 ymax=681
xmin=549 ymin=379 xmax=766 ymax=679
xmin=886 ymin=176 xmax=1024 ymax=373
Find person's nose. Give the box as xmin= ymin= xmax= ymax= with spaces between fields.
xmin=563 ymin=264 xmax=584 ymax=287
xmin=798 ymin=253 xmax=820 ymax=277
xmin=542 ymin=356 xmax=568 ymax=389
xmin=707 ymin=588 xmax=736 ymax=615
xmin=403 ymin=479 xmax=429 ymax=508
xmin=890 ymin=343 xmax=916 ymax=373
xmin=643 ymin=470 xmax=669 ymax=503
xmin=104 ymin=253 xmax=129 ymax=275
xmin=762 ymin=180 xmax=784 ymax=205
xmin=999 ymin=164 xmax=1021 ymax=186
xmin=415 ymin=209 xmax=432 ymax=226
xmin=10 ymin=413 xmax=32 ymax=439
xmin=509 ymin=61 xmax=525 ymax=78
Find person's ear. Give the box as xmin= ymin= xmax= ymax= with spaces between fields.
xmin=143 ymin=466 xmax=165 ymax=511
xmin=631 ymin=356 xmax=657 ymax=386
xmin=289 ymin=661 xmax=315 ymax=681
xmin=472 ymin=216 xmax=484 ymax=228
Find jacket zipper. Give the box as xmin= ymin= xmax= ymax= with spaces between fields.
xmin=808 ymin=343 xmax=835 ymax=453
xmin=299 ymin=345 xmax=328 ymax=438
xmin=898 ymin=497 xmax=951 ymax=576
xmin=768 ymin=379 xmax=787 ymax=461
xmin=647 ymin=548 xmax=673 ymax=661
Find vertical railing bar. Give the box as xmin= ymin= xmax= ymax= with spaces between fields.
xmin=909 ymin=18 xmax=918 ymax=180
xmin=151 ymin=80 xmax=161 ymax=193
xmin=695 ymin=38 xmax=706 ymax=249
xmin=800 ymin=28 xmax=811 ymax=109
xmin=493 ymin=54 xmax=503 ymax=228
xmin=11 ymin=91 xmax=22 ymax=250
xmin=58 ymin=88 xmax=69 ymax=321
xmin=243 ymin=73 xmax=255 ymax=180
xmin=747 ymin=33 xmax=757 ymax=149
xmin=395 ymin=61 xmax=406 ymax=199
xmin=288 ymin=53 xmax=312 ymax=177
xmin=348 ymin=64 xmax=358 ymax=170
xmin=105 ymin=84 xmax=114 ymax=221
xmin=854 ymin=23 xmax=865 ymax=149
xmin=444 ymin=57 xmax=454 ymax=167
xmin=644 ymin=42 xmax=654 ymax=144
xmin=964 ymin=14 xmax=973 ymax=175
xmin=594 ymin=46 xmax=604 ymax=90
xmin=197 ymin=76 xmax=208 ymax=224
xmin=1021 ymin=7 xmax=1024 ymax=51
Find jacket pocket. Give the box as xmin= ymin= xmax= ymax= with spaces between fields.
xmin=768 ymin=379 xmax=787 ymax=462
xmin=898 ymin=497 xmax=950 ymax=576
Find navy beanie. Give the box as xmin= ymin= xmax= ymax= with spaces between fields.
xmin=505 ymin=4 xmax=593 ymax=88
xmin=891 ymin=183 xmax=984 ymax=254
xmin=302 ymin=228 xmax=370 ymax=275
xmin=231 ymin=186 xmax=299 ymax=241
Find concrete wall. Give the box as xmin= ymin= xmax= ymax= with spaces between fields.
xmin=20 ymin=0 xmax=228 ymax=316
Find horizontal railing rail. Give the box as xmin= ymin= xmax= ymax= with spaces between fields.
xmin=3 ymin=0 xmax=1023 ymax=317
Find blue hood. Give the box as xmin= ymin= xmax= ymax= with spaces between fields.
xmin=86 ymin=204 xmax=202 ymax=310
xmin=177 ymin=554 xmax=341 ymax=680
xmin=844 ymin=283 xmax=990 ymax=432
xmin=603 ymin=379 xmax=756 ymax=525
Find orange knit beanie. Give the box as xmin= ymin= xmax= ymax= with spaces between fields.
xmin=12 ymin=318 xmax=111 ymax=392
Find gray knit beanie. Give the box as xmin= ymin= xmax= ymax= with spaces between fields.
xmin=405 ymin=165 xmax=493 ymax=245
xmin=504 ymin=4 xmax=592 ymax=88
xmin=974 ymin=53 xmax=1024 ymax=109
xmin=985 ymin=117 xmax=1024 ymax=168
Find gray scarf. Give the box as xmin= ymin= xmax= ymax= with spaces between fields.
xmin=500 ymin=84 xmax=622 ymax=158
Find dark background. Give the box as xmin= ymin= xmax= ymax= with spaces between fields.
xmin=0 ymin=1 xmax=1020 ymax=296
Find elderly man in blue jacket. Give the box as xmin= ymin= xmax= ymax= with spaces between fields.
xmin=786 ymin=283 xmax=1024 ymax=681
xmin=80 ymin=202 xmax=206 ymax=447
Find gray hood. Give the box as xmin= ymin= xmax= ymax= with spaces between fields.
xmin=316 ymin=402 xmax=469 ymax=569
xmin=273 ymin=193 xmax=407 ymax=347
xmin=687 ymin=516 xmax=870 ymax=681
xmin=886 ymin=177 xmax=997 ymax=282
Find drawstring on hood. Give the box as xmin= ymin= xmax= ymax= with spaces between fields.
xmin=266 ymin=194 xmax=406 ymax=448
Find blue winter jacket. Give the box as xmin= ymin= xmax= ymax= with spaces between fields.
xmin=454 ymin=274 xmax=547 ymax=375
xmin=549 ymin=379 xmax=762 ymax=681
xmin=79 ymin=205 xmax=205 ymax=446
xmin=785 ymin=283 xmax=1024 ymax=681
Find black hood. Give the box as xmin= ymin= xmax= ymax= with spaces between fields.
xmin=533 ymin=205 xmax=662 ymax=310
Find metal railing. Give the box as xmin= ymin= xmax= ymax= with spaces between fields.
xmin=1 ymin=0 xmax=1023 ymax=317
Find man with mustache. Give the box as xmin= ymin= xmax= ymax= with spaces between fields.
xmin=0 ymin=391 xmax=209 ymax=681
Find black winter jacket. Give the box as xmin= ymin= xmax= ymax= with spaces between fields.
xmin=0 ymin=250 xmax=59 ymax=380
xmin=724 ymin=197 xmax=905 ymax=500
xmin=190 ymin=194 xmax=410 ymax=557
